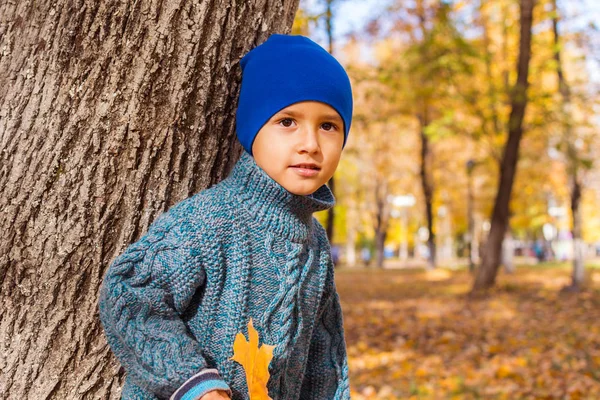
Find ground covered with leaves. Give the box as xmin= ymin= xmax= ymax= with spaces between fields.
xmin=337 ymin=264 xmax=600 ymax=399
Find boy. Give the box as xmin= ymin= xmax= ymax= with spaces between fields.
xmin=98 ymin=33 xmax=353 ymax=400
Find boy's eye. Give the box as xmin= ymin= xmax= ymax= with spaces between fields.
xmin=322 ymin=122 xmax=337 ymax=131
xmin=278 ymin=118 xmax=295 ymax=127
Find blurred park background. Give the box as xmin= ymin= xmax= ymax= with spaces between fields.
xmin=293 ymin=0 xmax=600 ymax=398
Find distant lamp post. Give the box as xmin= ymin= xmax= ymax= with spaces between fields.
xmin=466 ymin=159 xmax=476 ymax=272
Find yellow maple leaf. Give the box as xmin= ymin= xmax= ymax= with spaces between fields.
xmin=230 ymin=318 xmax=275 ymax=400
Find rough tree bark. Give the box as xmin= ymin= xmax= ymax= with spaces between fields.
xmin=0 ymin=1 xmax=299 ymax=399
xmin=472 ymin=0 xmax=535 ymax=292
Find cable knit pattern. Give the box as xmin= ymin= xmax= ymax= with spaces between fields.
xmin=299 ymin=251 xmax=351 ymax=400
xmin=98 ymin=151 xmax=350 ymax=400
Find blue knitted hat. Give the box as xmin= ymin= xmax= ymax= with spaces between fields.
xmin=236 ymin=34 xmax=353 ymax=156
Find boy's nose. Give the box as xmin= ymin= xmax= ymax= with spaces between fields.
xmin=298 ymin=126 xmax=320 ymax=153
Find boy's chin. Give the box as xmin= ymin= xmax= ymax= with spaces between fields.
xmin=282 ymin=182 xmax=321 ymax=196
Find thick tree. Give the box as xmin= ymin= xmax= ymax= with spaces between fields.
xmin=472 ymin=0 xmax=536 ymax=292
xmin=0 ymin=1 xmax=299 ymax=398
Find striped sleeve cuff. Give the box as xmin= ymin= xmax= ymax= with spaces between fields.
xmin=169 ymin=368 xmax=232 ymax=400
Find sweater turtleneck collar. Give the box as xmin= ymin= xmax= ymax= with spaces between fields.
xmin=222 ymin=151 xmax=335 ymax=243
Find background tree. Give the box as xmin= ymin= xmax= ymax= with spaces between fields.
xmin=323 ymin=0 xmax=339 ymax=243
xmin=473 ymin=0 xmax=536 ymax=291
xmin=365 ymin=0 xmax=474 ymax=269
xmin=550 ymin=0 xmax=598 ymax=291
xmin=0 ymin=1 xmax=300 ymax=398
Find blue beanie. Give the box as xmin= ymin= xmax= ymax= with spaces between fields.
xmin=236 ymin=34 xmax=353 ymax=156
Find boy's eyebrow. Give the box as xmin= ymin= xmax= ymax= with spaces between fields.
xmin=276 ymin=110 xmax=343 ymax=123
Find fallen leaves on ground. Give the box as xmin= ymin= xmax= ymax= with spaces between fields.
xmin=336 ymin=265 xmax=600 ymax=399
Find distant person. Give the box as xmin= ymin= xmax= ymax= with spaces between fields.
xmin=534 ymin=239 xmax=544 ymax=262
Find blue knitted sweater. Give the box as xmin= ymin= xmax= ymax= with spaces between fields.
xmin=98 ymin=151 xmax=350 ymax=400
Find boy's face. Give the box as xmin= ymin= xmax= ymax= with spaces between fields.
xmin=251 ymin=101 xmax=345 ymax=196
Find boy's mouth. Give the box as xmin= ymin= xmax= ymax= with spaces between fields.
xmin=290 ymin=163 xmax=321 ymax=170
xmin=289 ymin=163 xmax=321 ymax=177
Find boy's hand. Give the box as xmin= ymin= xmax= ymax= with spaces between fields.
xmin=198 ymin=389 xmax=231 ymax=400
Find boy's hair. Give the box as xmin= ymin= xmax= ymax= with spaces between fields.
xmin=235 ymin=34 xmax=353 ymax=156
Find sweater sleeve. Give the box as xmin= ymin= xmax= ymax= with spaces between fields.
xmin=97 ymin=221 xmax=232 ymax=400
xmin=299 ymin=263 xmax=351 ymax=400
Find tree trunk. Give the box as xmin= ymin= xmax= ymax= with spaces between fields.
xmin=570 ymin=179 xmax=585 ymax=288
xmin=400 ymin=208 xmax=409 ymax=261
xmin=375 ymin=229 xmax=387 ymax=268
xmin=373 ymin=178 xmax=390 ymax=269
xmin=415 ymin=0 xmax=436 ymax=270
xmin=344 ymin=189 xmax=359 ymax=268
xmin=502 ymin=230 xmax=515 ymax=274
xmin=467 ymin=164 xmax=475 ymax=271
xmin=551 ymin=0 xmax=585 ymax=291
xmin=472 ymin=0 xmax=535 ymax=292
xmin=345 ymin=222 xmax=358 ymax=267
xmin=0 ymin=1 xmax=299 ymax=398
xmin=418 ymin=112 xmax=436 ymax=270
xmin=324 ymin=0 xmax=337 ymax=243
